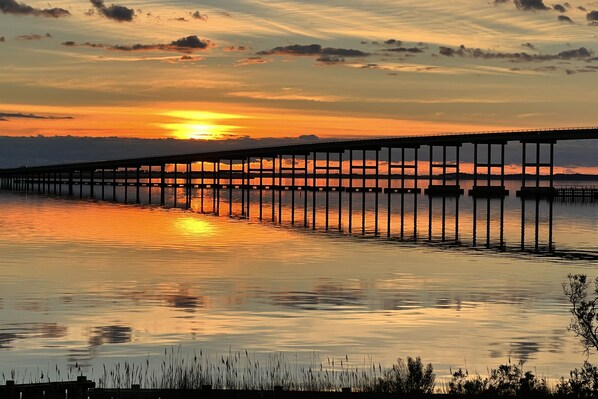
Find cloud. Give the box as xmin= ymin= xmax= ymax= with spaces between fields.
xmin=348 ymin=62 xmax=452 ymax=75
xmin=0 ymin=112 xmax=73 ymax=120
xmin=514 ymin=0 xmax=549 ymax=10
xmin=89 ymin=0 xmax=134 ymax=22
xmin=162 ymin=54 xmax=204 ymax=64
xmin=228 ymin=90 xmax=346 ymax=102
xmin=384 ymin=39 xmax=402 ymax=46
xmin=234 ymin=56 xmax=271 ymax=66
xmin=565 ymin=67 xmax=598 ymax=74
xmin=439 ymin=46 xmax=456 ymax=56
xmin=15 ymin=33 xmax=52 ymax=40
xmin=316 ymin=55 xmax=345 ymax=64
xmin=386 ymin=47 xmax=424 ymax=53
xmin=0 ymin=0 xmax=70 ymax=17
xmin=558 ymin=15 xmax=573 ymax=23
xmin=553 ymin=4 xmax=566 ymax=12
xmin=191 ymin=10 xmax=207 ymax=21
xmin=258 ymin=44 xmax=368 ymax=57
xmin=62 ymin=35 xmax=213 ymax=53
xmin=438 ymin=45 xmax=592 ymax=61
xmin=223 ymin=45 xmax=247 ymax=52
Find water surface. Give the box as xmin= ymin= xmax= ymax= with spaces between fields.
xmin=0 ymin=190 xmax=597 ymax=382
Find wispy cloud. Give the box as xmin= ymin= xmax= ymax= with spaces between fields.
xmin=15 ymin=33 xmax=52 ymax=41
xmin=234 ymin=56 xmax=271 ymax=66
xmin=62 ymin=36 xmax=213 ymax=53
xmin=228 ymin=89 xmax=347 ymax=102
xmin=0 ymin=112 xmax=73 ymax=121
xmin=0 ymin=0 xmax=69 ymax=17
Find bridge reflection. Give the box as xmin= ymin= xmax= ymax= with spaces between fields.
xmin=0 ymin=176 xmax=577 ymax=259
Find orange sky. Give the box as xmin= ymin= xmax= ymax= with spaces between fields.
xmin=2 ymin=0 xmax=598 ymax=140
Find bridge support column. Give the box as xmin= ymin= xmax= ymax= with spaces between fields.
xmin=425 ymin=144 xmax=463 ymax=196
xmin=241 ymin=159 xmax=247 ymax=217
xmin=312 ymin=153 xmax=317 ymax=229
xmin=160 ymin=164 xmax=165 ymax=206
xmin=290 ymin=155 xmax=296 ymax=225
xmin=90 ymin=170 xmax=95 ymax=198
xmin=305 ymin=154 xmax=310 ymax=228
xmin=79 ymin=170 xmax=83 ymax=199
xmin=426 ymin=144 xmax=461 ymax=243
xmin=199 ymin=162 xmax=204 ymax=212
xmin=101 ymin=169 xmax=105 ymax=200
xmin=173 ymin=163 xmax=178 ymax=208
xmin=517 ymin=140 xmax=556 ymax=198
xmin=67 ymin=172 xmax=73 ymax=196
xmin=112 ymin=169 xmax=117 ymax=201
xmin=469 ymin=142 xmax=508 ymax=197
xmin=136 ymin=166 xmax=141 ymax=204
xmin=348 ymin=150 xmax=353 ymax=233
xmin=277 ymin=156 xmax=283 ymax=223
xmin=386 ymin=146 xmax=420 ymax=238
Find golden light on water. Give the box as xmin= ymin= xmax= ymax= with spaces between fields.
xmin=176 ymin=217 xmax=215 ymax=236
xmin=160 ymin=110 xmax=246 ymax=140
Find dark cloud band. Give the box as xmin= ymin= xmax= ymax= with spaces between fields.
xmin=258 ymin=44 xmax=368 ymax=57
xmin=0 ymin=0 xmax=70 ymax=17
xmin=0 ymin=112 xmax=73 ymax=120
xmin=438 ymin=45 xmax=592 ymax=61
xmin=62 ymin=35 xmax=212 ymax=53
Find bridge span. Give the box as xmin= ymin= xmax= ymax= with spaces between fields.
xmin=1 ymin=127 xmax=597 ymax=257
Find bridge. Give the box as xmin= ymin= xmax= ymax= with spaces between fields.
xmin=1 ymin=127 xmax=597 ymax=257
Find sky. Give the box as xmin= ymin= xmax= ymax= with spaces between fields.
xmin=2 ymin=0 xmax=598 ymax=140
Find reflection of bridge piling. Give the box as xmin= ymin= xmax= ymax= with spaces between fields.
xmin=2 ymin=128 xmax=598 ymax=255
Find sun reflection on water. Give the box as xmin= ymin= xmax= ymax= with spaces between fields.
xmin=176 ymin=217 xmax=215 ymax=236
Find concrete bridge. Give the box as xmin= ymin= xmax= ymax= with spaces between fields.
xmin=1 ymin=127 xmax=597 ymax=257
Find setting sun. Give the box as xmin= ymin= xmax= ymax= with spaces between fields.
xmin=159 ymin=110 xmax=246 ymax=139
xmin=161 ymin=122 xmax=240 ymax=140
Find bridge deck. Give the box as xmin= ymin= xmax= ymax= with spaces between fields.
xmin=1 ymin=127 xmax=597 ymax=173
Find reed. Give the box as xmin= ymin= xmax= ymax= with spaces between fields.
xmin=94 ymin=347 xmax=384 ymax=391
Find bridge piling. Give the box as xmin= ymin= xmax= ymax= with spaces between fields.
xmin=304 ymin=154 xmax=309 ymax=228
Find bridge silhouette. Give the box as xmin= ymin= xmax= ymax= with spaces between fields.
xmin=1 ymin=127 xmax=598 ymax=258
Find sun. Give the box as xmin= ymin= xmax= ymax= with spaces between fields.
xmin=161 ymin=122 xmax=238 ymax=140
xmin=159 ymin=110 xmax=246 ymax=140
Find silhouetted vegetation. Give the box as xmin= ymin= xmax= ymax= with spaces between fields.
xmin=564 ymin=274 xmax=598 ymax=355
xmin=448 ymin=361 xmax=550 ymax=397
xmin=371 ymin=356 xmax=435 ymax=394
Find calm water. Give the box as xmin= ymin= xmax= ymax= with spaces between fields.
xmin=0 ymin=187 xmax=597 ymax=382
